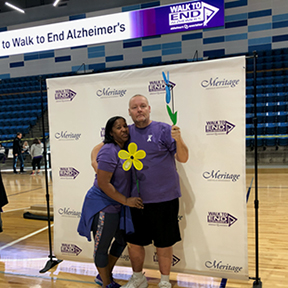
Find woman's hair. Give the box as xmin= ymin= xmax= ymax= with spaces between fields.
xmin=33 ymin=138 xmax=39 ymax=145
xmin=103 ymin=116 xmax=126 ymax=145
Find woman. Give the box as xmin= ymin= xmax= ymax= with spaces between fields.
xmin=30 ymin=138 xmax=43 ymax=175
xmin=22 ymin=141 xmax=30 ymax=160
xmin=77 ymin=116 xmax=143 ymax=288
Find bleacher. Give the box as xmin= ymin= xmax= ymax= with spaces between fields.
xmin=1 ymin=51 xmax=288 ymax=152
xmin=245 ymin=48 xmax=288 ymax=150
xmin=0 ymin=72 xmax=74 ymax=149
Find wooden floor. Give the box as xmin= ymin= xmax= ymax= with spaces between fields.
xmin=0 ymin=168 xmax=288 ymax=287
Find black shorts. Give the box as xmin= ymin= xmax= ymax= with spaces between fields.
xmin=126 ymin=198 xmax=181 ymax=248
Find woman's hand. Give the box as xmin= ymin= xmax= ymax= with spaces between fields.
xmin=126 ymin=197 xmax=144 ymax=209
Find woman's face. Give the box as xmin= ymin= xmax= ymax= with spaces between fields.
xmin=110 ymin=118 xmax=129 ymax=148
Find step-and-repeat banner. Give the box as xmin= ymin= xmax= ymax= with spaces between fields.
xmin=47 ymin=56 xmax=248 ymax=280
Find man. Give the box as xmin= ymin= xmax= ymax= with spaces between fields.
xmin=123 ymin=95 xmax=188 ymax=288
xmin=13 ymin=132 xmax=25 ymax=174
xmin=92 ymin=95 xmax=188 ymax=288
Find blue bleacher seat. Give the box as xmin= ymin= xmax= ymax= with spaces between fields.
xmin=276 ymin=101 xmax=287 ymax=112
xmin=246 ymin=138 xmax=252 ymax=148
xmin=266 ymin=136 xmax=277 ymax=146
xmin=265 ymin=123 xmax=277 ymax=135
xmin=278 ymin=136 xmax=288 ymax=146
xmin=277 ymin=111 xmax=288 ymax=122
xmin=277 ymin=122 xmax=288 ymax=134
xmin=257 ymin=112 xmax=266 ymax=123
xmin=265 ymin=112 xmax=277 ymax=123
xmin=246 ymin=103 xmax=254 ymax=113
xmin=275 ymin=92 xmax=287 ymax=102
xmin=246 ymin=113 xmax=254 ymax=124
xmin=246 ymin=124 xmax=254 ymax=136
xmin=265 ymin=102 xmax=277 ymax=112
xmin=257 ymin=123 xmax=265 ymax=135
xmin=246 ymin=94 xmax=254 ymax=104
xmin=256 ymin=103 xmax=265 ymax=112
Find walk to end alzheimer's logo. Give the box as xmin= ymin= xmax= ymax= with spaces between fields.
xmin=205 ymin=120 xmax=235 ymax=135
xmin=55 ymin=89 xmax=76 ymax=101
xmin=61 ymin=243 xmax=82 ymax=256
xmin=202 ymin=170 xmax=240 ymax=182
xmin=148 ymin=79 xmax=166 ymax=95
xmin=207 ymin=212 xmax=237 ymax=227
xmin=168 ymin=1 xmax=221 ymax=30
xmin=153 ymin=252 xmax=180 ymax=266
xmin=205 ymin=260 xmax=243 ymax=274
xmin=59 ymin=167 xmax=80 ymax=179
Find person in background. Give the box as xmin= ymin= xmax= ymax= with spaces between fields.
xmin=30 ymin=138 xmax=43 ymax=175
xmin=22 ymin=141 xmax=30 ymax=161
xmin=78 ymin=116 xmax=144 ymax=288
xmin=12 ymin=132 xmax=25 ymax=174
xmin=0 ymin=168 xmax=8 ymax=232
xmin=0 ymin=143 xmax=6 ymax=163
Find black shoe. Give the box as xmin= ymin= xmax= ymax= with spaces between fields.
xmin=0 ymin=227 xmax=3 ymax=233
xmin=20 ymin=170 xmax=26 ymax=173
xmin=13 ymin=170 xmax=18 ymax=174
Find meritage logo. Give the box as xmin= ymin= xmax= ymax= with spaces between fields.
xmin=205 ymin=260 xmax=242 ymax=273
xmin=169 ymin=1 xmax=219 ymax=27
xmin=203 ymin=170 xmax=240 ymax=182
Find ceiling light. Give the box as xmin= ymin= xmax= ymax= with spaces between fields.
xmin=53 ymin=0 xmax=61 ymax=7
xmin=5 ymin=2 xmax=25 ymax=13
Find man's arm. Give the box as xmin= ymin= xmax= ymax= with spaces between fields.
xmin=171 ymin=125 xmax=189 ymax=163
xmin=91 ymin=142 xmax=104 ymax=173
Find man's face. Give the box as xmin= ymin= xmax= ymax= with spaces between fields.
xmin=18 ymin=134 xmax=22 ymax=139
xmin=129 ymin=96 xmax=151 ymax=126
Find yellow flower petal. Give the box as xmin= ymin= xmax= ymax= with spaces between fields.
xmin=123 ymin=159 xmax=132 ymax=171
xmin=134 ymin=150 xmax=146 ymax=160
xmin=128 ymin=142 xmax=138 ymax=155
xmin=133 ymin=159 xmax=143 ymax=171
xmin=118 ymin=150 xmax=130 ymax=160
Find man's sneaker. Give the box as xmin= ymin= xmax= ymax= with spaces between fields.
xmin=121 ymin=274 xmax=148 ymax=288
xmin=158 ymin=281 xmax=171 ymax=288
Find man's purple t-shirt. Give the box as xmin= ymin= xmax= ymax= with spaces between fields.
xmin=129 ymin=121 xmax=181 ymax=204
xmin=93 ymin=143 xmax=131 ymax=212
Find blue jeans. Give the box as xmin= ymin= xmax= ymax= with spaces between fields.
xmin=13 ymin=154 xmax=24 ymax=171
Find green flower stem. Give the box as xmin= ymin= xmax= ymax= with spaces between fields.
xmin=134 ymin=169 xmax=140 ymax=196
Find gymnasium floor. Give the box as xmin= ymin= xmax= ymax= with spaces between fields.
xmin=0 ymin=163 xmax=287 ymax=287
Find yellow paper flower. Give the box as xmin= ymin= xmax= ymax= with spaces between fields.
xmin=118 ymin=142 xmax=146 ymax=171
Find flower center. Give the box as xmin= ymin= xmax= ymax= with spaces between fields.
xmin=130 ymin=155 xmax=134 ymax=160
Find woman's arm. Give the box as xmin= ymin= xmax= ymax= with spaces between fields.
xmin=91 ymin=142 xmax=104 ymax=173
xmin=97 ymin=169 xmax=144 ymax=209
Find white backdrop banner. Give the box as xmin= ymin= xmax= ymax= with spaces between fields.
xmin=47 ymin=56 xmax=248 ymax=280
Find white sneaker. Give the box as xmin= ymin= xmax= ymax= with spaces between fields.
xmin=158 ymin=281 xmax=172 ymax=288
xmin=121 ymin=274 xmax=148 ymax=288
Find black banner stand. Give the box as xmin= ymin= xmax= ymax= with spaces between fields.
xmin=38 ymin=76 xmax=63 ymax=273
xmin=249 ymin=51 xmax=262 ymax=287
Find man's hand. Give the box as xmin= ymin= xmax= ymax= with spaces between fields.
xmin=171 ymin=125 xmax=182 ymax=142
